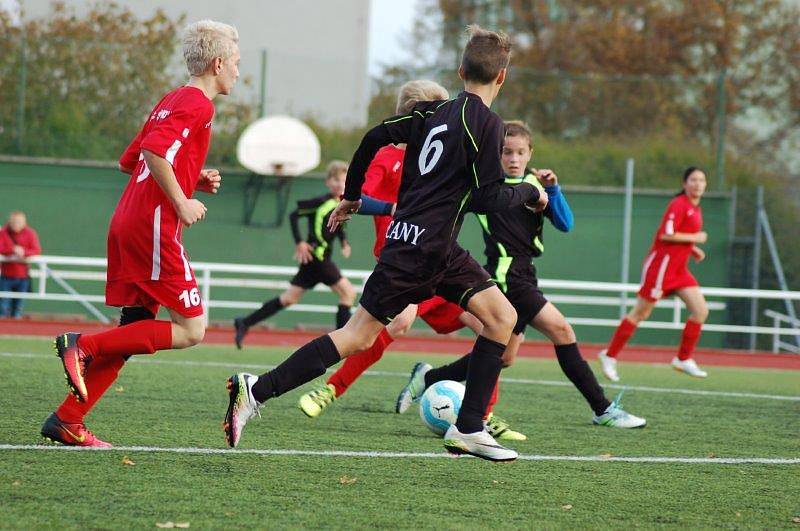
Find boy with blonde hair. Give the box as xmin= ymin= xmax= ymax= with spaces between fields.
xmin=44 ymin=20 xmax=240 ymax=447
xmin=234 ymin=161 xmax=356 ymax=345
xmin=225 ymin=25 xmax=547 ymax=462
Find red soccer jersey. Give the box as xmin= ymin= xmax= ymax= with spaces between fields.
xmin=649 ymin=193 xmax=703 ymax=266
xmin=109 ymin=86 xmax=214 ymax=283
xmin=361 ymin=145 xmax=405 ymax=258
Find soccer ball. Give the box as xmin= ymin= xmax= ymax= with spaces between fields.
xmin=419 ymin=380 xmax=464 ymax=436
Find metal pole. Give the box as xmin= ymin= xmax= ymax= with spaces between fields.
xmin=16 ymin=33 xmax=27 ymax=153
xmin=758 ymin=208 xmax=800 ymax=347
xmin=714 ymin=68 xmax=727 ymax=190
xmin=259 ymin=49 xmax=268 ymax=118
xmin=620 ymin=158 xmax=634 ymax=318
xmin=748 ymin=186 xmax=764 ymax=351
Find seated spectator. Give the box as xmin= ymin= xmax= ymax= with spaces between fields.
xmin=0 ymin=211 xmax=41 ymax=318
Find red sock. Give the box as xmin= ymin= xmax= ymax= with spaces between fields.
xmin=77 ymin=320 xmax=172 ymax=360
xmin=678 ymin=319 xmax=703 ymax=361
xmin=56 ymin=355 xmax=127 ymax=423
xmin=483 ymin=378 xmax=500 ymax=419
xmin=606 ymin=318 xmax=637 ymax=358
xmin=328 ymin=328 xmax=394 ymax=397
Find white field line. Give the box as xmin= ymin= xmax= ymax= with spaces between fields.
xmin=2 ymin=351 xmax=800 ymax=402
xmin=0 ymin=444 xmax=797 ymax=464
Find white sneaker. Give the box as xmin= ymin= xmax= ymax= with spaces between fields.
xmin=671 ymin=357 xmax=708 ymax=378
xmin=598 ymin=350 xmax=620 ymax=382
xmin=223 ymin=373 xmax=262 ymax=448
xmin=593 ymin=392 xmax=647 ymax=428
xmin=443 ymin=425 xmax=518 ymax=462
xmin=395 ymin=362 xmax=432 ymax=414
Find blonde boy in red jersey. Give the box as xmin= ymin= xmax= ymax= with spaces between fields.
xmin=42 ymin=20 xmax=240 ymax=447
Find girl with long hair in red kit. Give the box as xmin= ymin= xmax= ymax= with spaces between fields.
xmin=599 ymin=167 xmax=710 ymax=381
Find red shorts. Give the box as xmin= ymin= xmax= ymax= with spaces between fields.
xmin=416 ymin=296 xmax=465 ymax=334
xmin=637 ymin=251 xmax=698 ymax=302
xmin=106 ymin=277 xmax=204 ymax=318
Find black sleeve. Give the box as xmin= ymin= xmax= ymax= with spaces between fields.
xmin=289 ymin=198 xmax=320 ymax=243
xmin=469 ymin=182 xmax=540 ymax=213
xmin=465 ymin=104 xmax=540 ymax=212
xmin=343 ymin=115 xmax=412 ymax=200
xmin=289 ymin=209 xmax=303 ymax=243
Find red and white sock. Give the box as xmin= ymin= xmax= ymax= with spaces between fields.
xmin=77 ymin=320 xmax=172 ymax=360
xmin=327 ymin=328 xmax=393 ymax=397
xmin=606 ymin=318 xmax=637 ymax=358
xmin=678 ymin=319 xmax=703 ymax=361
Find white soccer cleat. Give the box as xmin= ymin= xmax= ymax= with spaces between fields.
xmin=592 ymin=392 xmax=647 ymax=429
xmin=443 ymin=425 xmax=518 ymax=462
xmin=223 ymin=372 xmax=262 ymax=448
xmin=395 ymin=362 xmax=432 ymax=414
xmin=671 ymin=357 xmax=708 ymax=378
xmin=598 ymin=350 xmax=620 ymax=382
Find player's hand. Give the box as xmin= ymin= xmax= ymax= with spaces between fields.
xmin=692 ymin=246 xmax=706 ymax=262
xmin=694 ymin=231 xmax=708 ymax=244
xmin=197 ymin=169 xmax=222 ymax=194
xmin=327 ymin=199 xmax=361 ymax=232
xmin=525 ymin=189 xmax=549 ymax=213
xmin=12 ymin=245 xmax=25 ymax=258
xmin=294 ymin=241 xmax=314 ymax=264
xmin=536 ymin=168 xmax=558 ymax=187
xmin=176 ymin=198 xmax=207 ymax=226
xmin=341 ymin=242 xmax=352 ymax=259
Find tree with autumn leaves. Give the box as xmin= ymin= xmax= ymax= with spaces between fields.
xmin=0 ymin=2 xmax=252 ymax=165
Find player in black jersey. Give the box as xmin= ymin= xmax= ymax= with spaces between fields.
xmin=223 ymin=25 xmax=547 ymax=462
xmin=399 ymin=121 xmax=646 ymax=429
xmin=233 ymin=161 xmax=356 ymax=348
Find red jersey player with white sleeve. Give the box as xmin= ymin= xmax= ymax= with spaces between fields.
xmin=638 ymin=192 xmax=703 ymax=301
xmin=599 ymin=167 xmax=711 ymax=382
xmin=107 ymin=86 xmax=214 ymax=318
xmin=44 ymin=20 xmax=240 ymax=448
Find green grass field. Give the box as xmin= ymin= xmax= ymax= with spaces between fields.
xmin=1 ymin=337 xmax=799 ymax=529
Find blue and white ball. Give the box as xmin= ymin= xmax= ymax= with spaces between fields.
xmin=419 ymin=380 xmax=465 ymax=436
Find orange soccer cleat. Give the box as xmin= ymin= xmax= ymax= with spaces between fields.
xmin=40 ymin=413 xmax=111 ymax=448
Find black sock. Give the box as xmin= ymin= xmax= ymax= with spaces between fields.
xmin=555 ymin=343 xmax=611 ymax=416
xmin=250 ymin=335 xmax=341 ymax=402
xmin=242 ymin=297 xmax=284 ymax=328
xmin=455 ymin=336 xmax=505 ymax=434
xmin=424 ymin=353 xmax=470 ymax=388
xmin=336 ymin=305 xmax=352 ymax=329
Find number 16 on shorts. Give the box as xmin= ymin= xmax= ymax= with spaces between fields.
xmin=179 ymin=287 xmax=201 ymax=309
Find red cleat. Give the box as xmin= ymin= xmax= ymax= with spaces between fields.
xmin=40 ymin=413 xmax=111 ymax=448
xmin=54 ymin=332 xmax=92 ymax=402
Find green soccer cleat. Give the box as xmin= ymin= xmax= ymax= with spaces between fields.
xmin=485 ymin=412 xmax=528 ymax=441
xmin=395 ymin=362 xmax=432 ymax=414
xmin=592 ymin=391 xmax=647 ymax=429
xmin=298 ymin=384 xmax=337 ymax=418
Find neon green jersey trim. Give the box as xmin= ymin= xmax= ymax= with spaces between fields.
xmin=384 ymin=115 xmax=412 ymax=125
xmin=462 ymin=99 xmax=478 ymax=152
xmin=313 ymin=198 xmax=339 ymax=261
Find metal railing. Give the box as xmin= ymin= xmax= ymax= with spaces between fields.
xmin=2 ymin=255 xmax=799 ymax=353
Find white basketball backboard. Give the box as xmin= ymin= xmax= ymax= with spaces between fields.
xmin=236 ymin=116 xmax=321 ymax=176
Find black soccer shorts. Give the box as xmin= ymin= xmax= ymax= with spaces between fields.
xmin=360 ymin=245 xmax=494 ymax=325
xmin=290 ymin=258 xmax=344 ymax=289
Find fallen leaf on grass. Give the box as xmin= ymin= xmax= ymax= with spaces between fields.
xmin=562 ymin=504 xmax=573 ymax=510
xmin=708 ymin=453 xmax=716 ymax=458
xmin=156 ymin=523 xmax=174 ymax=528
xmin=339 ymin=475 xmax=357 ymax=485
xmin=115 ymin=386 xmax=125 ymax=393
xmin=599 ymin=454 xmax=612 ymax=460
xmin=11 ymin=481 xmax=20 ymax=486
xmin=736 ymin=512 xmax=741 ymax=518
xmin=174 ymin=524 xmax=190 ymax=529
xmin=791 ymin=516 xmax=800 ymax=524
xmin=121 ymin=456 xmax=135 ymax=466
